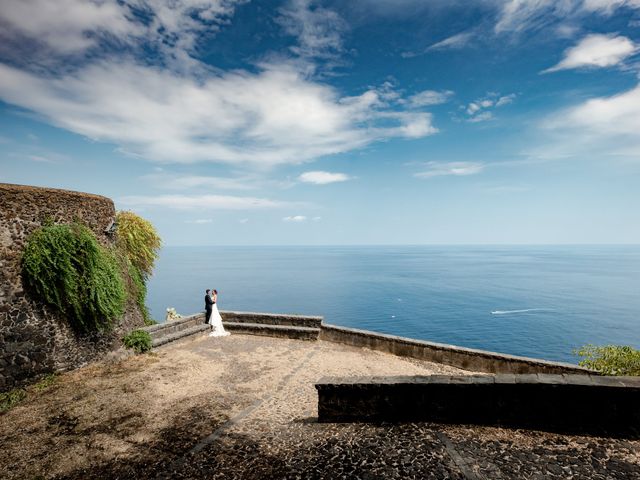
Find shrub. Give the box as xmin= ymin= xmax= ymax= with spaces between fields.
xmin=123 ymin=329 xmax=152 ymax=354
xmin=115 ymin=211 xmax=161 ymax=280
xmin=116 ymin=211 xmax=161 ymax=325
xmin=22 ymin=223 xmax=126 ymax=332
xmin=0 ymin=388 xmax=27 ymax=414
xmin=575 ymin=344 xmax=640 ymax=376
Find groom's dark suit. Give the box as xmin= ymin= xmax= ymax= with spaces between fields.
xmin=205 ymin=293 xmax=213 ymax=324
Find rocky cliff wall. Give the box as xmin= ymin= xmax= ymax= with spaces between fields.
xmin=0 ymin=183 xmax=144 ymax=391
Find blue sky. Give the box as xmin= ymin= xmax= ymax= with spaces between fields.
xmin=1 ymin=0 xmax=640 ymax=245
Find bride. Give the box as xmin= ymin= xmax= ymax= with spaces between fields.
xmin=208 ymin=289 xmax=230 ymax=337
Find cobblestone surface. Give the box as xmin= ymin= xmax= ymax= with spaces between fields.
xmin=1 ymin=334 xmax=639 ymax=479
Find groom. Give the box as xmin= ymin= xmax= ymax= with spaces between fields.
xmin=204 ymin=289 xmax=213 ymax=324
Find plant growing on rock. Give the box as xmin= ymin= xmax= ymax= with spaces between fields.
xmin=22 ymin=223 xmax=126 ymax=332
xmin=123 ymin=330 xmax=152 ymax=354
xmin=115 ymin=211 xmax=161 ymax=279
xmin=575 ymin=344 xmax=640 ymax=376
xmin=116 ymin=211 xmax=161 ymax=324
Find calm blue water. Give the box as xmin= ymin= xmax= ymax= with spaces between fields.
xmin=147 ymin=246 xmax=640 ymax=363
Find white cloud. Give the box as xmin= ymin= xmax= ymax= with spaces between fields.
xmin=406 ymin=90 xmax=454 ymax=108
xmin=0 ymin=0 xmax=242 ymax=61
xmin=142 ymin=172 xmax=257 ymax=190
xmin=427 ymin=31 xmax=474 ymax=51
xmin=495 ymin=93 xmax=516 ymax=106
xmin=312 ymin=216 xmax=322 ymax=221
xmin=277 ymin=0 xmax=347 ymax=60
xmin=495 ymin=0 xmax=640 ymax=34
xmin=0 ymin=0 xmax=441 ymax=168
xmin=238 ymin=218 xmax=249 ymax=224
xmin=465 ymin=93 xmax=515 ymax=121
xmin=119 ymin=194 xmax=294 ymax=210
xmin=283 ymin=215 xmax=307 ymax=222
xmin=543 ymin=83 xmax=640 ymax=154
xmin=298 ymin=171 xmax=351 ymax=184
xmin=27 ymin=155 xmax=57 ymax=163
xmin=467 ymin=111 xmax=494 ymax=123
xmin=186 ymin=218 xmax=213 ymax=224
xmin=414 ymin=161 xmax=484 ymax=179
xmin=401 ymin=31 xmax=473 ymax=58
xmin=0 ymin=61 xmax=438 ymax=166
xmin=543 ymin=34 xmax=637 ymax=72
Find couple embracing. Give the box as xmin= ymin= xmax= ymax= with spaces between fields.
xmin=204 ymin=289 xmax=230 ymax=337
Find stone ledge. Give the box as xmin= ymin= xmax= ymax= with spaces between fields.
xmin=221 ymin=311 xmax=323 ymax=328
xmin=320 ymin=323 xmax=593 ymax=375
xmin=224 ymin=322 xmax=320 ymax=340
xmin=143 ymin=313 xmax=204 ymax=336
xmin=151 ymin=324 xmax=210 ymax=348
xmin=315 ymin=374 xmax=640 ymax=435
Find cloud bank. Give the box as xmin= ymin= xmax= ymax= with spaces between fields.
xmin=0 ymin=0 xmax=439 ymax=168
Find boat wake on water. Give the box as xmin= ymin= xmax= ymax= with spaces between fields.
xmin=490 ymin=308 xmax=553 ymax=315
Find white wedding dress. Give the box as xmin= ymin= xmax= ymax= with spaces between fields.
xmin=208 ymin=302 xmax=230 ymax=337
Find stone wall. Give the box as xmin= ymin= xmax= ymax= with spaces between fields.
xmin=315 ymin=374 xmax=640 ymax=435
xmin=0 ymin=183 xmax=145 ymax=391
xmin=320 ymin=324 xmax=592 ymax=375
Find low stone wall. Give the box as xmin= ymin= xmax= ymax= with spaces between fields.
xmin=316 ymin=374 xmax=640 ymax=434
xmin=320 ymin=324 xmax=591 ymax=375
xmin=220 ymin=311 xmax=322 ymax=329
xmin=0 ymin=183 xmax=145 ymax=391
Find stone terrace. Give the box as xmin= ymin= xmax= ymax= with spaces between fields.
xmin=1 ymin=334 xmax=638 ymax=479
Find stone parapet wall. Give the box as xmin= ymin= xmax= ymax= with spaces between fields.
xmin=320 ymin=324 xmax=592 ymax=375
xmin=0 ymin=183 xmax=144 ymax=391
xmin=316 ymin=374 xmax=640 ymax=435
xmin=220 ymin=311 xmax=323 ymax=329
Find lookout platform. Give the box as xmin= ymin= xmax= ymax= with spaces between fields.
xmin=1 ymin=333 xmax=638 ymax=479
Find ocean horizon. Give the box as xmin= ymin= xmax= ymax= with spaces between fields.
xmin=147 ymin=244 xmax=640 ymax=364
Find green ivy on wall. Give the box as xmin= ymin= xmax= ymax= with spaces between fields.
xmin=116 ymin=211 xmax=161 ymax=325
xmin=22 ymin=223 xmax=126 ymax=332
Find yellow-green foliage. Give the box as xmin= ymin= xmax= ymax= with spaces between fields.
xmin=22 ymin=223 xmax=126 ymax=332
xmin=116 ymin=211 xmax=161 ymax=279
xmin=116 ymin=211 xmax=161 ymax=324
xmin=575 ymin=344 xmax=640 ymax=376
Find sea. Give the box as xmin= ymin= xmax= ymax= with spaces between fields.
xmin=146 ymin=245 xmax=640 ymax=364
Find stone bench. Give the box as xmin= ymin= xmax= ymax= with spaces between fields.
xmin=315 ymin=374 xmax=640 ymax=435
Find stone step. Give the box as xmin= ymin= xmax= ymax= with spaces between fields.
xmin=220 ymin=311 xmax=322 ymax=329
xmin=143 ymin=314 xmax=206 ymax=340
xmin=223 ymin=321 xmax=320 ymax=340
xmin=151 ymin=324 xmax=210 ymax=348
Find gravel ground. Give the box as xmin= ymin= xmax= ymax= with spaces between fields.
xmin=1 ymin=334 xmax=638 ymax=479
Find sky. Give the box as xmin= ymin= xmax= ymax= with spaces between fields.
xmin=1 ymin=0 xmax=640 ymax=245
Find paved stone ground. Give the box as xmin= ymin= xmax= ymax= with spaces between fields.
xmin=2 ymin=334 xmax=639 ymax=479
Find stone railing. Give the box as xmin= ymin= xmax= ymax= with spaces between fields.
xmin=315 ymin=374 xmax=640 ymax=435
xmin=319 ymin=324 xmax=591 ymax=375
xmin=154 ymin=312 xmax=592 ymax=375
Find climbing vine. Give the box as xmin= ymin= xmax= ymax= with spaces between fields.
xmin=22 ymin=223 xmax=126 ymax=332
xmin=116 ymin=211 xmax=161 ymax=324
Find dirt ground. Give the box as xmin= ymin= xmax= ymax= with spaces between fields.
xmin=1 ymin=334 xmax=638 ymax=480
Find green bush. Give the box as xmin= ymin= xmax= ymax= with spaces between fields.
xmin=575 ymin=344 xmax=640 ymax=376
xmin=22 ymin=223 xmax=126 ymax=332
xmin=123 ymin=329 xmax=152 ymax=354
xmin=0 ymin=388 xmax=26 ymax=414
